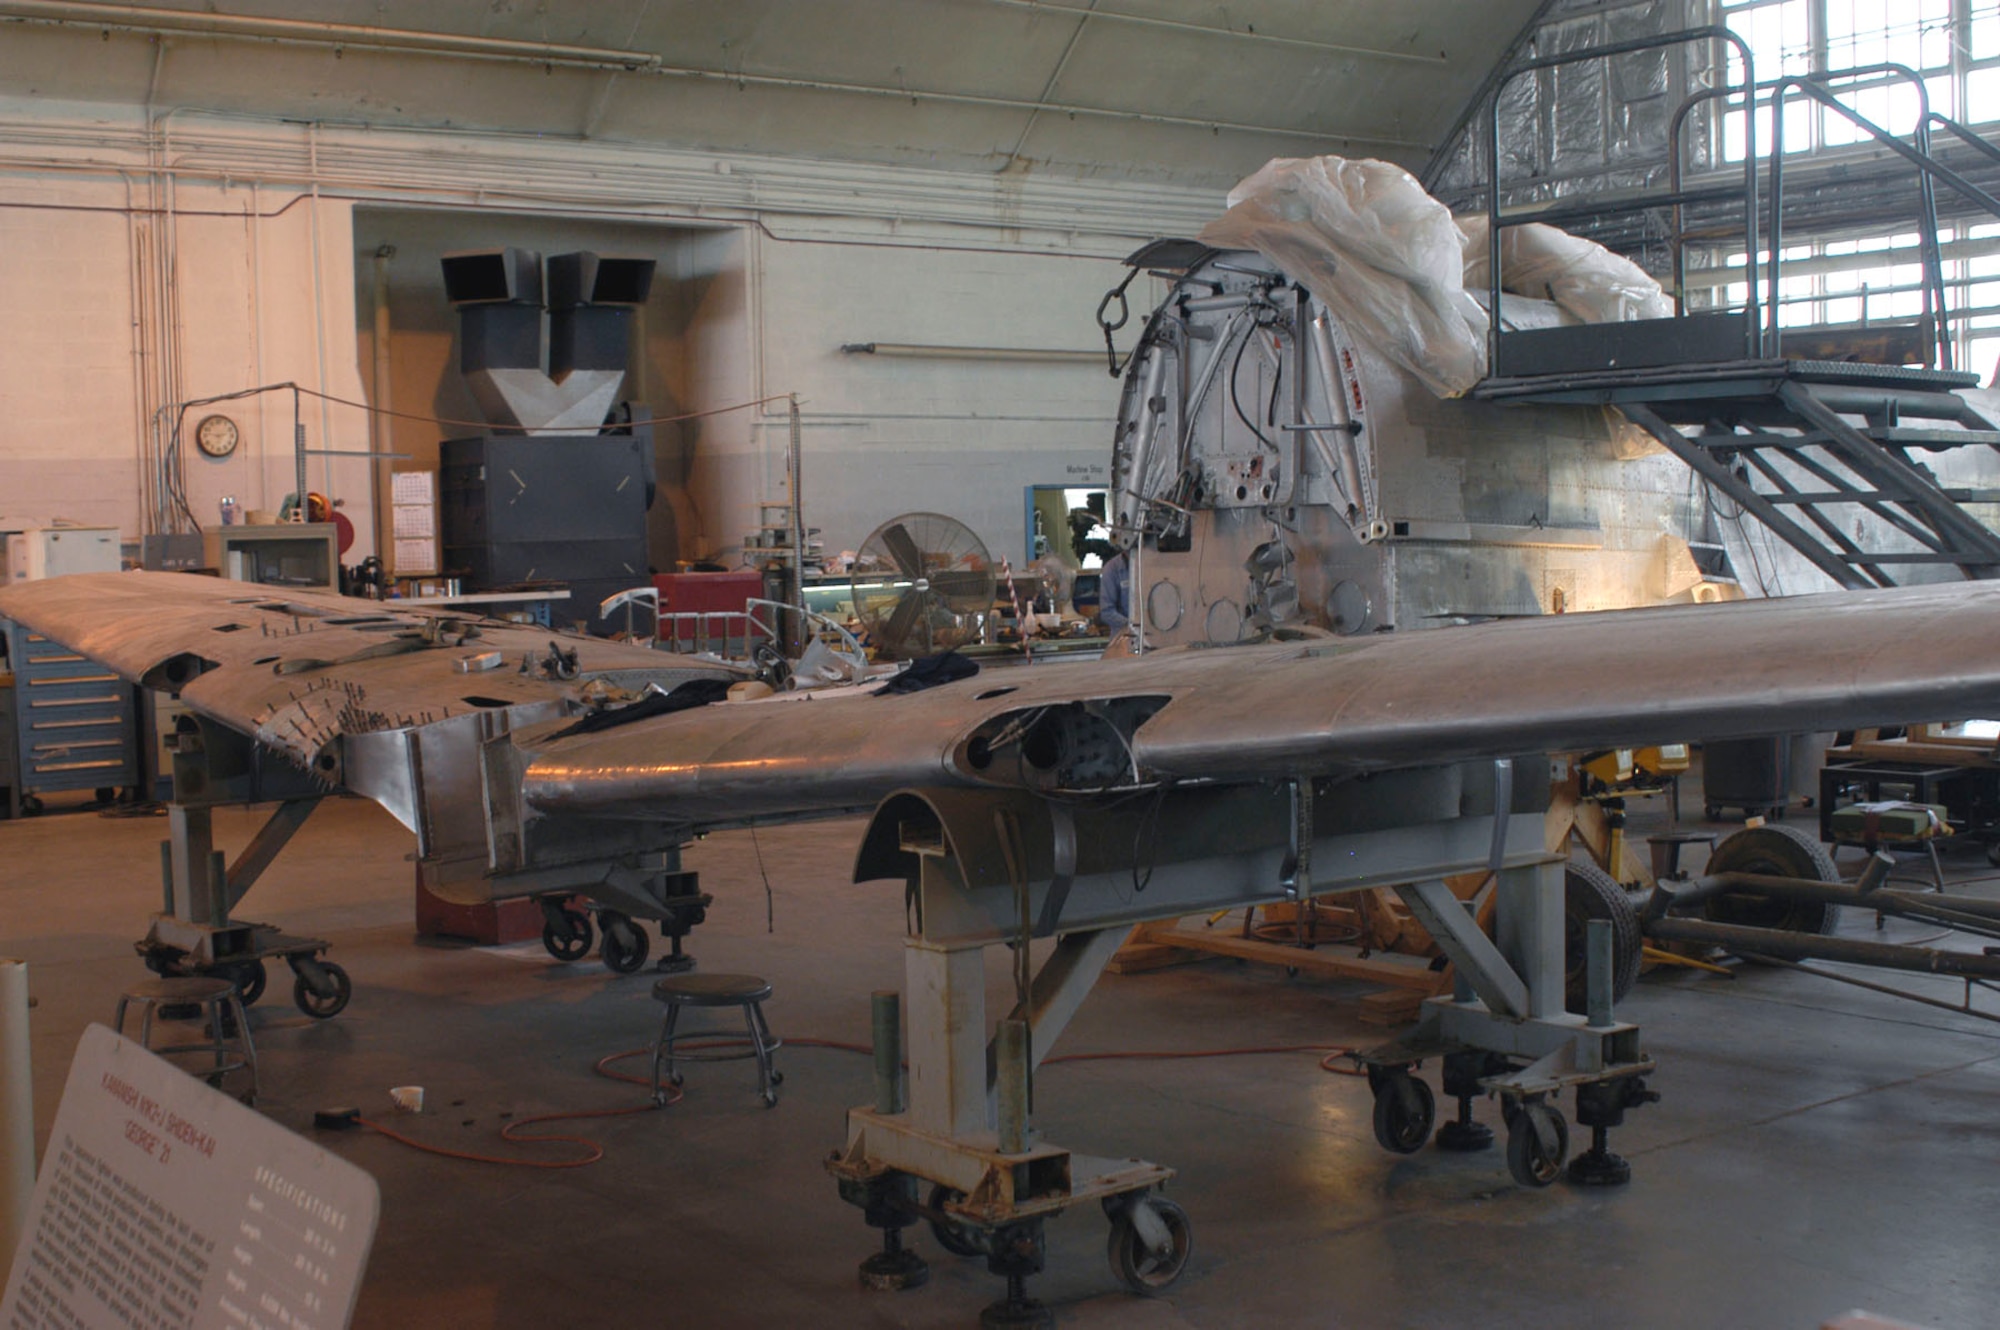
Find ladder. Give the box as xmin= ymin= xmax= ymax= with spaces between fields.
xmin=1476 ymin=359 xmax=2000 ymax=589
xmin=1476 ymin=33 xmax=2000 ymax=589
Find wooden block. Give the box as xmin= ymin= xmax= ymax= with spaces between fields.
xmin=1104 ymin=941 xmax=1199 ymax=974
xmin=1356 ymin=987 xmax=1431 ymax=1027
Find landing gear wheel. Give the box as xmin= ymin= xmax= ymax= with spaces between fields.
xmin=222 ymin=959 xmax=267 ymax=1006
xmin=20 ymin=794 xmax=41 ymax=817
xmin=1563 ymin=859 xmax=1642 ymax=1014
xmin=1505 ymin=1101 xmax=1569 ymax=1188
xmin=598 ymin=913 xmax=649 ymax=974
xmin=927 ymin=1184 xmax=992 ymax=1258
xmin=1106 ymin=1197 xmax=1192 ymax=1296
xmin=1704 ymin=823 xmax=1842 ymax=936
xmin=541 ymin=910 xmax=594 ymax=962
xmin=293 ymin=962 xmax=351 ymax=1019
xmin=1370 ymin=1070 xmax=1435 ymax=1154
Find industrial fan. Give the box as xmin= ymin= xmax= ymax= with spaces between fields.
xmin=849 ymin=512 xmax=996 ymax=659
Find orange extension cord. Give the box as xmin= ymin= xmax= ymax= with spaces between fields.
xmin=353 ymin=1038 xmax=1366 ymax=1170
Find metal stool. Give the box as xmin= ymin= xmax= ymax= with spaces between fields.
xmin=113 ymin=976 xmax=258 ymax=1103
xmin=650 ymin=973 xmax=782 ymax=1107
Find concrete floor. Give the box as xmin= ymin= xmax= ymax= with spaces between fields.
xmin=7 ymin=791 xmax=2000 ymax=1329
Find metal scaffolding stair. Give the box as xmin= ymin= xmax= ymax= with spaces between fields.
xmin=1471 ymin=32 xmax=2000 ymax=592
xmin=1477 ymin=359 xmax=2000 ymax=590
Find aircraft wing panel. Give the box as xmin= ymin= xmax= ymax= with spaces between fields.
xmin=0 ymin=571 xmax=733 ymax=776
xmin=1131 ymin=580 xmax=1997 ymax=776
xmin=521 ymin=581 xmax=2000 ymax=823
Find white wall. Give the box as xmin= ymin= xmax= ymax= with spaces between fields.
xmin=0 ymin=143 xmax=370 ymax=545
xmin=0 ymin=100 xmax=1214 ymax=571
xmin=723 ymin=228 xmax=1129 ymax=565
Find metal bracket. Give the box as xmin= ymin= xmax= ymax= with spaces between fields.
xmin=1393 ymin=878 xmax=1530 ymax=1018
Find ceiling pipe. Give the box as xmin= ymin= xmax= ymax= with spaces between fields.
xmin=0 ymin=0 xmax=1428 ymax=150
xmin=972 ymin=0 xmax=1449 ymax=66
xmin=841 ymin=342 xmax=1106 ymax=362
xmin=0 ymin=0 xmax=665 ymax=67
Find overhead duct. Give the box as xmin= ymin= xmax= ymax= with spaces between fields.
xmin=442 ymin=247 xmax=655 ymax=437
xmin=437 ymin=246 xmax=660 ymax=633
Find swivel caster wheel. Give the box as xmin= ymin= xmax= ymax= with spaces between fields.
xmin=293 ymin=961 xmax=352 ymax=1020
xmin=1505 ymin=1100 xmax=1569 ymax=1188
xmin=540 ymin=908 xmax=594 ymax=962
xmin=1369 ymin=1068 xmax=1435 ymax=1155
xmin=1106 ymin=1195 xmax=1192 ymax=1296
xmin=220 ymin=959 xmax=268 ymax=1006
xmin=598 ymin=912 xmax=649 ymax=974
xmin=928 ymin=1184 xmax=992 ymax=1258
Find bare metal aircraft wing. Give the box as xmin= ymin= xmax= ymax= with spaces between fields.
xmin=518 ymin=579 xmax=2000 ymax=825
xmin=8 ymin=573 xmax=2000 ymax=836
xmin=6 ymin=569 xmax=1999 ymax=917
xmin=0 ymin=571 xmax=736 ymax=783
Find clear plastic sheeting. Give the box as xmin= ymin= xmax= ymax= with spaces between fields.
xmin=1424 ymin=0 xmax=1710 ymax=214
xmin=1461 ymin=216 xmax=1675 ymax=324
xmin=1199 ymin=156 xmax=1488 ymax=397
xmin=1201 ymin=155 xmax=1680 ymax=398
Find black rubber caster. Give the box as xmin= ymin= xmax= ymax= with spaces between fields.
xmin=1505 ymin=1100 xmax=1569 ymax=1188
xmin=1370 ymin=1068 xmax=1435 ymax=1155
xmin=292 ymin=960 xmax=351 ymax=1019
xmin=540 ymin=908 xmax=594 ymax=962
xmin=928 ymin=1184 xmax=991 ymax=1258
xmin=598 ymin=911 xmax=649 ymax=974
xmin=1106 ymin=1196 xmax=1192 ymax=1296
xmin=221 ymin=959 xmax=268 ymax=1006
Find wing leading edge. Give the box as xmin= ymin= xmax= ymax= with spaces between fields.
xmin=520 ymin=581 xmax=2000 ymax=825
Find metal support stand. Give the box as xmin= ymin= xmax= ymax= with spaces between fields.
xmin=834 ymin=765 xmax=1658 ymax=1301
xmin=138 ymin=715 xmax=348 ymax=1018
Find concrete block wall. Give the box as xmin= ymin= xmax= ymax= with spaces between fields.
xmin=0 ymin=99 xmax=1211 ymax=574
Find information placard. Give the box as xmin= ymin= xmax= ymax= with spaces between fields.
xmin=2 ymin=1024 xmax=379 ymax=1329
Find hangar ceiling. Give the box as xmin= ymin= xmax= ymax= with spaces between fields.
xmin=0 ymin=0 xmax=1548 ymax=188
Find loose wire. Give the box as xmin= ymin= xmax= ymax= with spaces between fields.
xmin=352 ymin=1036 xmax=1366 ymax=1170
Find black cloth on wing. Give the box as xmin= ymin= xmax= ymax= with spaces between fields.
xmin=872 ymin=651 xmax=979 ymax=696
xmin=548 ymin=676 xmax=736 ymax=740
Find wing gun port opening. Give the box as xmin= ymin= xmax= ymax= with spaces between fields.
xmin=956 ymin=695 xmax=1169 ymax=793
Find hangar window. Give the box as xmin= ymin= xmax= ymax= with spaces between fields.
xmin=1427 ymin=0 xmax=2000 ymax=382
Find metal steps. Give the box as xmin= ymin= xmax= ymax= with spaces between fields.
xmin=1477 ymin=354 xmax=2000 ymax=590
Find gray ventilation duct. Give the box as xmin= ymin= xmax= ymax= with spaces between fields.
xmin=441 ymin=248 xmax=656 ymax=435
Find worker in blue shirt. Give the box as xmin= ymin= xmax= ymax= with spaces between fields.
xmin=1098 ymin=549 xmax=1131 ymax=633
